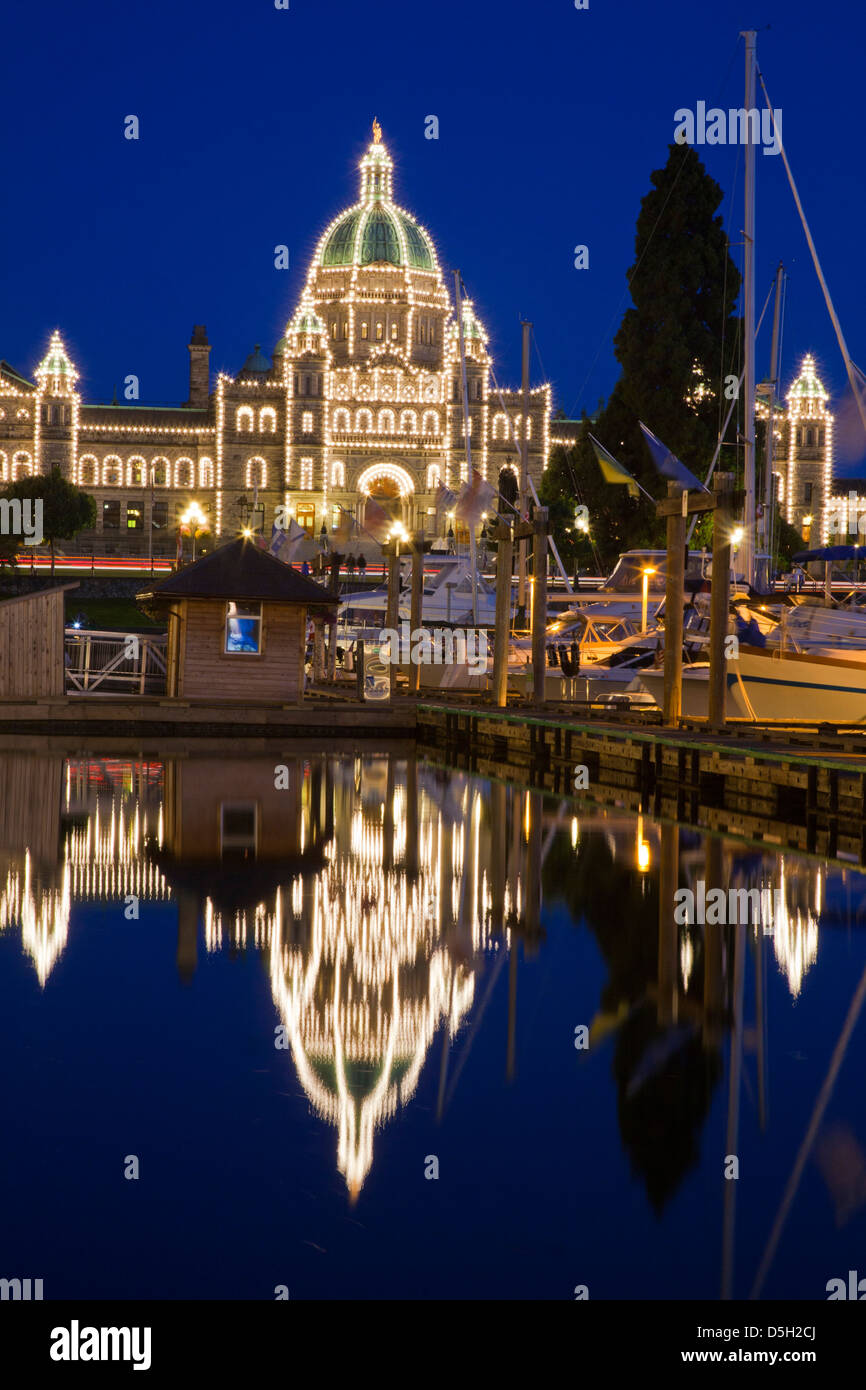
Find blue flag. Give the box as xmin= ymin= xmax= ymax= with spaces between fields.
xmin=639 ymin=422 xmax=708 ymax=492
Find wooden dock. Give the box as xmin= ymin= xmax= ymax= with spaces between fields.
xmin=416 ymin=702 xmax=866 ymax=865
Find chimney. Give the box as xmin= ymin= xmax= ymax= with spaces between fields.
xmin=187 ymin=325 xmax=211 ymax=409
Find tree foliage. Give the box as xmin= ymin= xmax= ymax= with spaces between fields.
xmin=0 ymin=467 xmax=96 ymax=574
xmin=545 ymin=144 xmax=743 ymax=569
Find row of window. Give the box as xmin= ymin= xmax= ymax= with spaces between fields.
xmin=235 ymin=407 xmax=277 ymax=433
xmin=796 ymin=427 xmax=825 ymax=448
xmin=40 ymin=404 xmax=73 ymax=425
xmin=331 ymin=408 xmax=442 ymax=435
xmin=3 ymin=451 xmax=505 ymax=496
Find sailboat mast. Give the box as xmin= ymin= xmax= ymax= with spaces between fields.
xmin=764 ymin=261 xmax=785 ymax=572
xmin=742 ymin=29 xmax=758 ymax=587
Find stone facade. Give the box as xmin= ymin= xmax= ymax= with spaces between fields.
xmin=0 ymin=130 xmax=550 ymax=557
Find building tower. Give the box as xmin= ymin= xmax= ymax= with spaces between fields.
xmin=784 ymin=353 xmax=832 ymax=543
xmin=34 ymin=331 xmax=79 ymax=482
xmin=186 ymin=326 xmax=211 ymax=409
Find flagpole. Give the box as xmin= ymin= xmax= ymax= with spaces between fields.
xmin=454 ymin=269 xmax=478 ymax=626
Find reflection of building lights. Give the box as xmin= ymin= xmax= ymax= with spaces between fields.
xmin=636 ymin=814 xmax=650 ymax=872
xmin=571 ymin=816 xmax=579 ymax=849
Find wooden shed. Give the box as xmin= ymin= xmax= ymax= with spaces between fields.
xmin=0 ymin=584 xmax=78 ymax=698
xmin=139 ymin=538 xmax=334 ymax=703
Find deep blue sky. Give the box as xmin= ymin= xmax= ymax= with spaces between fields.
xmin=3 ymin=0 xmax=865 ymax=466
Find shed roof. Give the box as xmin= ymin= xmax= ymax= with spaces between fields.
xmin=139 ymin=538 xmax=334 ymax=606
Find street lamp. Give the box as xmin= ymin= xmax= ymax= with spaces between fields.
xmin=641 ymin=566 xmax=656 ymax=633
xmin=180 ymin=501 xmax=208 ymax=562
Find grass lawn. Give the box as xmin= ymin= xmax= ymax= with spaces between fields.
xmin=64 ymin=597 xmax=165 ymax=630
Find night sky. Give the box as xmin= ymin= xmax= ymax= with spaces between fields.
xmin=3 ymin=0 xmax=865 ymax=466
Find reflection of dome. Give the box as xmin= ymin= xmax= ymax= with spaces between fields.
xmin=315 ymin=139 xmax=437 ymax=272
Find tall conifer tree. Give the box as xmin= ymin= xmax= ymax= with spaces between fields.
xmin=597 ymin=142 xmax=742 ymax=495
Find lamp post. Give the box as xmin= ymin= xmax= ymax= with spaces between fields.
xmin=180 ymin=501 xmax=208 ymax=563
xmin=147 ymin=464 xmax=155 ymax=572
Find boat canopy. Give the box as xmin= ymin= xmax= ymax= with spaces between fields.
xmin=793 ymin=545 xmax=862 ymax=562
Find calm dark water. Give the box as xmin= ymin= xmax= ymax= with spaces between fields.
xmin=1 ymin=749 xmax=865 ymax=1301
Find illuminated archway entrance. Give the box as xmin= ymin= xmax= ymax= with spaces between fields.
xmin=357 ymin=462 xmax=415 ymax=530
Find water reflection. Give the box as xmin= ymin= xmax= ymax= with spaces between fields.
xmin=1 ymin=747 xmax=864 ymax=1293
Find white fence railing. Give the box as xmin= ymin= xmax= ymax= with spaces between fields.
xmin=65 ymin=629 xmax=167 ymax=695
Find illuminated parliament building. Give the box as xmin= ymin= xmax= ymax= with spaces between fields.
xmin=0 ymin=124 xmax=551 ymax=556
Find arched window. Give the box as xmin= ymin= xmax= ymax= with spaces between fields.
xmin=199 ymin=457 xmax=215 ymax=489
xmin=174 ymin=457 xmax=195 ymax=489
xmin=236 ymin=406 xmax=254 ymax=432
xmin=151 ymin=456 xmax=169 ymax=487
xmin=127 ymin=456 xmax=147 ymax=487
xmin=400 ymin=410 xmax=417 ymax=434
xmin=245 ymin=456 xmax=267 ymax=489
xmin=333 ymin=408 xmax=350 ymax=432
xmin=300 ymin=458 xmax=313 ymax=490
xmin=51 ymin=403 xmax=61 ymax=424
xmin=102 ymin=455 xmax=123 ymax=487
xmin=0 ymin=452 xmax=8 ymax=482
xmin=378 ymin=409 xmax=395 ymax=434
xmin=12 ymin=451 xmax=33 ymax=479
xmin=426 ymin=463 xmax=441 ymax=490
xmin=424 ymin=381 xmax=437 ymax=401
xmin=302 ymin=411 xmax=314 ymax=434
xmin=492 ymin=412 xmax=508 ymax=441
xmin=356 ymin=408 xmax=373 ymax=433
xmin=259 ymin=407 xmax=277 ymax=433
xmin=421 ymin=410 xmax=440 ymax=436
xmin=79 ymin=454 xmax=99 ymax=487
xmin=331 ymin=460 xmax=345 ymax=488
xmin=806 ymin=428 xmax=814 ymax=448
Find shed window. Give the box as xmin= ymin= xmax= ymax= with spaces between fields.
xmin=225 ymin=600 xmax=262 ymax=654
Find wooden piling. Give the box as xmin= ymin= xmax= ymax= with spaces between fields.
xmin=663 ymin=482 xmax=686 ymax=725
xmin=708 ymin=473 xmax=734 ymax=730
xmin=492 ymin=520 xmax=513 ymax=708
xmin=385 ymin=542 xmax=400 ymax=699
xmin=531 ymin=507 xmax=549 ymax=706
xmin=409 ymin=535 xmax=426 ymax=697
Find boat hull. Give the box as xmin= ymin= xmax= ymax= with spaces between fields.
xmin=639 ymin=650 xmax=866 ymax=722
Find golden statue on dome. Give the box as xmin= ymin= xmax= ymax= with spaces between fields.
xmin=372 ymin=117 xmax=382 ymax=144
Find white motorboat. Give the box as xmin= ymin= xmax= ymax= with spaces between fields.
xmin=638 ymin=646 xmax=866 ymax=722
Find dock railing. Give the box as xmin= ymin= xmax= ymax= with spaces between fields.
xmin=65 ymin=629 xmax=168 ymax=695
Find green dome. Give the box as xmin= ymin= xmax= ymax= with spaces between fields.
xmin=289 ymin=306 xmax=326 ymax=337
xmin=788 ymin=354 xmax=827 ymax=401
xmin=320 ymin=205 xmax=434 ymax=270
